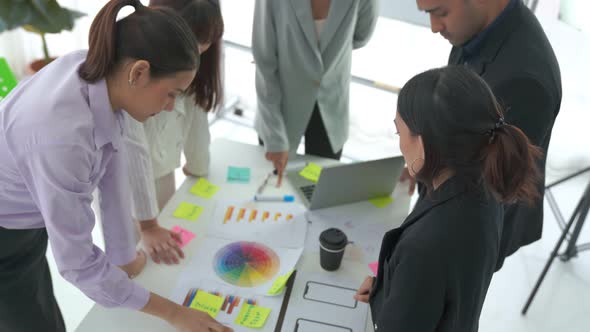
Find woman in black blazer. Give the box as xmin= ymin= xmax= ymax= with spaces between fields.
xmin=355 ymin=66 xmax=542 ymax=332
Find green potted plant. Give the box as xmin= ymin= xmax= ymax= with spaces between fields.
xmin=0 ymin=0 xmax=85 ymax=73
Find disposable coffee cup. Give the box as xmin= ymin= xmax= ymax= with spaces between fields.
xmin=319 ymin=228 xmax=348 ymax=271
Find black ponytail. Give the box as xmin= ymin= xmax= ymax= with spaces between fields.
xmin=79 ymin=0 xmax=199 ymax=82
xmin=482 ymin=124 xmax=542 ymax=205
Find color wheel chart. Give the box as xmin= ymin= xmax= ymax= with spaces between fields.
xmin=214 ymin=242 xmax=280 ymax=288
xmin=223 ymin=206 xmax=295 ymax=224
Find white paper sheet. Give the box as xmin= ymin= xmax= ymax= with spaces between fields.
xmin=281 ymin=272 xmax=369 ymax=332
xmin=208 ymin=200 xmax=308 ymax=248
xmin=305 ymin=210 xmax=390 ymax=264
xmin=169 ymin=277 xmax=284 ymax=332
xmin=171 ymin=236 xmax=303 ymax=297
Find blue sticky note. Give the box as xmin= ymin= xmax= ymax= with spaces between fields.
xmin=227 ymin=166 xmax=251 ymax=183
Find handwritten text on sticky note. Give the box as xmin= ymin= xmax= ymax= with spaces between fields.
xmin=299 ymin=163 xmax=322 ymax=183
xmin=189 ymin=290 xmax=224 ymax=318
xmin=235 ymin=304 xmax=271 ymax=328
xmin=171 ymin=226 xmax=195 ymax=248
xmin=190 ymin=178 xmax=219 ymax=198
xmin=173 ymin=202 xmax=204 ymax=221
xmin=267 ymin=270 xmax=294 ymax=295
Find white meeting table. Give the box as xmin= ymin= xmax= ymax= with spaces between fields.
xmin=76 ymin=139 xmax=411 ymax=332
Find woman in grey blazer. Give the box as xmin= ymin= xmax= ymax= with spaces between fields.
xmin=252 ymin=0 xmax=378 ymax=183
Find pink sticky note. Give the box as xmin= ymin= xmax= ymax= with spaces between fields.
xmin=369 ymin=261 xmax=378 ymax=276
xmin=171 ymin=226 xmax=196 ymax=248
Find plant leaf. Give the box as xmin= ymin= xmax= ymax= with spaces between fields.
xmin=0 ymin=0 xmax=85 ymax=34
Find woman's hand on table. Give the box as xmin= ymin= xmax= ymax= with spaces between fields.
xmin=140 ymin=219 xmax=184 ymax=265
xmin=142 ymin=293 xmax=233 ymax=332
xmin=354 ymin=276 xmax=374 ymax=303
xmin=119 ymin=250 xmax=147 ymax=279
xmin=265 ymin=151 xmax=288 ymax=187
xmin=170 ymin=305 xmax=233 ymax=332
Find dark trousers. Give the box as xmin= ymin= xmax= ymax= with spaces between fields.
xmin=0 ymin=227 xmax=66 ymax=332
xmin=259 ymin=103 xmax=343 ymax=160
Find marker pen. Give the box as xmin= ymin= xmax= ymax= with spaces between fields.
xmin=254 ymin=194 xmax=295 ymax=202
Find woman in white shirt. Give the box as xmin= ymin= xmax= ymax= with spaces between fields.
xmin=124 ymin=0 xmax=224 ymax=264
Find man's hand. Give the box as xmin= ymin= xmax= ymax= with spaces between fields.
xmin=119 ymin=250 xmax=147 ymax=279
xmin=265 ymin=151 xmax=288 ymax=187
xmin=140 ymin=219 xmax=185 ymax=265
xmin=354 ymin=276 xmax=374 ymax=303
xmin=399 ymin=167 xmax=417 ymax=196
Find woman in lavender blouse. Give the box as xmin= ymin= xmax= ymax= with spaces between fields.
xmin=0 ymin=1 xmax=230 ymax=331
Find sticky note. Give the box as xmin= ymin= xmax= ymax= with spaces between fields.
xmin=299 ymin=162 xmax=322 ymax=183
xmin=173 ymin=202 xmax=203 ymax=221
xmin=369 ymin=261 xmax=378 ymax=276
xmin=0 ymin=58 xmax=18 ymax=100
xmin=190 ymin=178 xmax=219 ymax=198
xmin=267 ymin=270 xmax=293 ymax=295
xmin=171 ymin=226 xmax=195 ymax=248
xmin=227 ymin=166 xmax=251 ymax=183
xmin=369 ymin=196 xmax=394 ymax=208
xmin=189 ymin=290 xmax=224 ymax=318
xmin=235 ymin=304 xmax=271 ymax=328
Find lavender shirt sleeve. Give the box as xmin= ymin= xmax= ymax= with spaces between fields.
xmin=13 ymin=141 xmax=150 ymax=310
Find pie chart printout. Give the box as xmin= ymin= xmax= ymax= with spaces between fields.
xmin=213 ymin=241 xmax=280 ymax=288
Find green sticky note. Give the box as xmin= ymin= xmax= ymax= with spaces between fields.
xmin=299 ymin=163 xmax=322 ymax=183
xmin=189 ymin=290 xmax=224 ymax=318
xmin=0 ymin=58 xmax=18 ymax=101
xmin=267 ymin=270 xmax=293 ymax=295
xmin=235 ymin=304 xmax=271 ymax=328
xmin=173 ymin=202 xmax=203 ymax=221
xmin=369 ymin=196 xmax=394 ymax=208
xmin=190 ymin=178 xmax=219 ymax=198
xmin=227 ymin=166 xmax=251 ymax=183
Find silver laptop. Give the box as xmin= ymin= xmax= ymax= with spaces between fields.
xmin=287 ymin=156 xmax=405 ymax=210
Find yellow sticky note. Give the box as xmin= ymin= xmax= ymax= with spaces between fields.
xmin=235 ymin=304 xmax=271 ymax=328
xmin=267 ymin=270 xmax=294 ymax=296
xmin=369 ymin=196 xmax=394 ymax=208
xmin=190 ymin=178 xmax=219 ymax=199
xmin=189 ymin=290 xmax=224 ymax=318
xmin=173 ymin=202 xmax=203 ymax=221
xmin=299 ymin=163 xmax=322 ymax=183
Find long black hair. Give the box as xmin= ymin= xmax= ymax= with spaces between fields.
xmin=79 ymin=0 xmax=199 ymax=82
xmin=150 ymin=0 xmax=224 ymax=111
xmin=397 ymin=66 xmax=542 ymax=205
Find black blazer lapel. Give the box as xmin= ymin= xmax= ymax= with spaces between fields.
xmin=370 ymin=179 xmax=467 ymax=296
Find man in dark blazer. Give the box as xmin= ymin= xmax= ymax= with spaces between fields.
xmin=416 ymin=0 xmax=562 ymax=269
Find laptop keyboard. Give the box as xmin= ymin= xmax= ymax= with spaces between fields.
xmin=300 ymin=185 xmax=316 ymax=200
